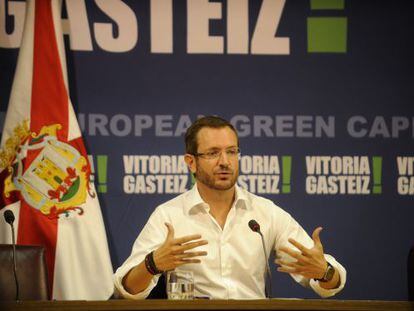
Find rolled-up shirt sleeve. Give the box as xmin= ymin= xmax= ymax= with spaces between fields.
xmin=114 ymin=206 xmax=168 ymax=299
xmin=309 ymin=254 xmax=347 ymax=298
xmin=113 ymin=256 xmax=160 ymax=299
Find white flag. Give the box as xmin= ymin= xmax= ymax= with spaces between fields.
xmin=0 ymin=0 xmax=113 ymax=300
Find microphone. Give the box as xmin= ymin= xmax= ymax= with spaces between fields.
xmin=248 ymin=219 xmax=272 ymax=299
xmin=248 ymin=219 xmax=260 ymax=233
xmin=4 ymin=210 xmax=15 ymax=224
xmin=4 ymin=210 xmax=19 ymax=301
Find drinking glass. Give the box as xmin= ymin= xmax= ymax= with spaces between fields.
xmin=166 ymin=270 xmax=194 ymax=300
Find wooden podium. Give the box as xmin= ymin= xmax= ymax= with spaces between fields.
xmin=1 ymin=299 xmax=413 ymax=311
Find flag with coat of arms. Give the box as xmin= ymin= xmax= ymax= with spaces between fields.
xmin=0 ymin=0 xmax=114 ymax=299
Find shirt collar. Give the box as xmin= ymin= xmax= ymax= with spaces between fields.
xmin=184 ymin=183 xmax=250 ymax=215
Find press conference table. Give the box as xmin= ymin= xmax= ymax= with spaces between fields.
xmin=1 ymin=299 xmax=413 ymax=311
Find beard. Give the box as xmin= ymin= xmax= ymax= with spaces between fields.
xmin=195 ymin=161 xmax=238 ymax=191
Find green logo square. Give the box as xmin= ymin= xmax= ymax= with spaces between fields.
xmin=307 ymin=17 xmax=347 ymax=53
xmin=310 ymin=0 xmax=345 ymax=10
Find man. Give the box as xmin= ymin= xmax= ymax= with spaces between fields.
xmin=114 ymin=116 xmax=346 ymax=299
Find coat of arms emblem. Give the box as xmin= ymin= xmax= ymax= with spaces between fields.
xmin=0 ymin=121 xmax=91 ymax=218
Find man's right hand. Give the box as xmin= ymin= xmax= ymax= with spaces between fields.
xmin=153 ymin=222 xmax=208 ymax=272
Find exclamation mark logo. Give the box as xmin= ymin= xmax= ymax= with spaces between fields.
xmin=372 ymin=156 xmax=382 ymax=194
xmin=282 ymin=156 xmax=292 ymax=194
xmin=87 ymin=154 xmax=95 ymax=183
xmin=307 ymin=0 xmax=347 ymax=53
xmin=97 ymin=155 xmax=108 ymax=193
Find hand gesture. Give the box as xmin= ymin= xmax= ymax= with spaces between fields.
xmin=275 ymin=227 xmax=327 ymax=279
xmin=153 ymin=223 xmax=208 ymax=272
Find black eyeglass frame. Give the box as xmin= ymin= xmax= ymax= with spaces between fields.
xmin=192 ymin=147 xmax=241 ymax=160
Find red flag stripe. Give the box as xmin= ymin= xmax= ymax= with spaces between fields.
xmin=17 ymin=201 xmax=57 ymax=297
xmin=31 ymin=0 xmax=69 ymax=140
xmin=17 ymin=0 xmax=70 ymax=297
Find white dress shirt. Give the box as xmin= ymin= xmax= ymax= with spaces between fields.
xmin=114 ymin=184 xmax=346 ymax=299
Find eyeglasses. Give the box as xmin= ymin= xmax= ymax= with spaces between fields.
xmin=193 ymin=147 xmax=241 ymax=160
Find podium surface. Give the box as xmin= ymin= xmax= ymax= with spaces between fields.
xmin=1 ymin=299 xmax=413 ymax=311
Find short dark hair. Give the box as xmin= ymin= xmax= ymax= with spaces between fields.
xmin=185 ymin=116 xmax=238 ymax=154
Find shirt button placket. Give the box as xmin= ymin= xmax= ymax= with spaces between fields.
xmin=220 ymin=235 xmax=231 ymax=298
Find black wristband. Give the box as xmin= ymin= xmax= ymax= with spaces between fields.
xmin=145 ymin=251 xmax=163 ymax=275
xmin=144 ymin=253 xmax=156 ymax=275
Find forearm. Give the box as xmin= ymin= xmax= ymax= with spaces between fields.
xmin=120 ymin=223 xmax=207 ymax=296
xmin=122 ymin=260 xmax=155 ymax=295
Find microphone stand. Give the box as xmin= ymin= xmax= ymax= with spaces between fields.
xmin=257 ymin=230 xmax=272 ymax=299
xmin=249 ymin=219 xmax=272 ymax=299
xmin=4 ymin=210 xmax=19 ymax=301
xmin=10 ymin=221 xmax=19 ymax=301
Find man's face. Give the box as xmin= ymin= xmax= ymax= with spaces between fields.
xmin=190 ymin=126 xmax=239 ymax=191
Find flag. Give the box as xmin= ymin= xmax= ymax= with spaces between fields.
xmin=0 ymin=0 xmax=113 ymax=299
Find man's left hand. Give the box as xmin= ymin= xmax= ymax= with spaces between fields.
xmin=275 ymin=227 xmax=327 ymax=280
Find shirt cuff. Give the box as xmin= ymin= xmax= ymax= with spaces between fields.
xmin=113 ymin=267 xmax=159 ymax=299
xmin=309 ymin=256 xmax=347 ymax=298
